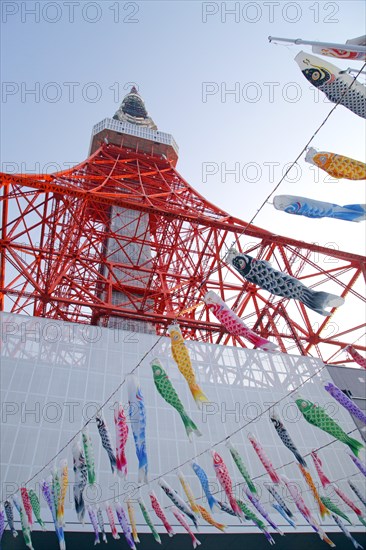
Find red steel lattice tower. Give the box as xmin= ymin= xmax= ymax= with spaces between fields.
xmin=1 ymin=87 xmax=365 ymax=364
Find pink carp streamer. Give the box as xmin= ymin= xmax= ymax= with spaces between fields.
xmin=211 ymin=450 xmax=242 ymax=518
xmin=282 ymin=476 xmax=335 ymax=547
xmin=20 ymin=487 xmax=33 ymax=529
xmin=171 ymin=507 xmax=201 ymax=549
xmin=346 ymin=346 xmax=366 ymax=369
xmin=105 ymin=502 xmax=120 ymax=540
xmin=311 ymin=451 xmax=332 ymax=488
xmin=248 ymin=434 xmax=281 ymax=484
xmin=244 ymin=489 xmax=284 ymax=535
xmin=333 ymin=485 xmax=363 ymax=517
xmin=204 ymin=291 xmax=277 ymax=351
xmin=114 ymin=404 xmax=129 ymax=478
xmin=149 ymin=491 xmax=175 ymax=537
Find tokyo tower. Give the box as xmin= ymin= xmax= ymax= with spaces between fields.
xmin=1 ymin=87 xmax=365 ymax=364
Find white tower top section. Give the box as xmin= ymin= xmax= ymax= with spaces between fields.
xmin=89 ymin=86 xmax=179 ymax=165
xmin=113 ymin=86 xmax=157 ymax=129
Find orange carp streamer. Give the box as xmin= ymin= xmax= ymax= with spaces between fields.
xmin=298 ymin=464 xmax=330 ymax=519
xmin=306 ymin=148 xmax=366 ymax=180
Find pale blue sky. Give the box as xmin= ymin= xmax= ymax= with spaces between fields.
xmin=1 ymin=0 xmax=365 ymax=256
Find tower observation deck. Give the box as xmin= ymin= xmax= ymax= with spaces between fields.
xmin=89 ymin=86 xmax=178 ymax=164
xmin=0 ymin=87 xmax=365 ymax=363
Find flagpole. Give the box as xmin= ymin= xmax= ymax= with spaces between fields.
xmin=268 ymin=36 xmax=366 ymax=55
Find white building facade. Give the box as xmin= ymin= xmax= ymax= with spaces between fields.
xmin=1 ymin=311 xmax=365 ymax=545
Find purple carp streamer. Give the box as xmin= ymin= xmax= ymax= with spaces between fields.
xmin=0 ymin=507 xmax=4 ymax=549
xmin=42 ymin=480 xmax=57 ymax=524
xmin=295 ymin=51 xmax=366 ymax=119
xmin=51 ymin=469 xmax=61 ymax=522
xmin=96 ymin=506 xmax=108 ymax=544
xmin=245 ymin=489 xmax=284 ymax=535
xmin=324 ymin=382 xmax=366 ymax=424
xmin=87 ymin=505 xmax=100 ymax=546
xmin=115 ymin=502 xmax=136 ymax=550
xmin=227 ymin=249 xmax=344 ymax=316
xmin=348 ymin=454 xmax=366 ymax=477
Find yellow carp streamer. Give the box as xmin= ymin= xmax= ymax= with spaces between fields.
xmin=298 ymin=464 xmax=330 ymax=519
xmin=177 ymin=470 xmax=200 ymax=515
xmin=168 ymin=324 xmax=208 ymax=409
xmin=127 ymin=499 xmax=140 ymax=543
xmin=57 ymin=459 xmax=68 ymax=527
xmin=196 ymin=505 xmax=226 ymax=531
xmin=306 ymin=148 xmax=366 ymax=180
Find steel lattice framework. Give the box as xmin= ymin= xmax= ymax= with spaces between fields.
xmin=1 ymin=142 xmax=365 ymax=364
